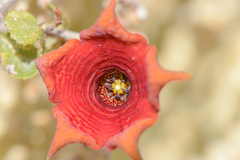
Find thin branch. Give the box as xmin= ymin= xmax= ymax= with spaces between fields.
xmin=43 ymin=25 xmax=80 ymax=40
xmin=0 ymin=0 xmax=17 ymax=33
xmin=0 ymin=0 xmax=17 ymax=14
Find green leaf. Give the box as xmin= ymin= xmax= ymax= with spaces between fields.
xmin=4 ymin=11 xmax=44 ymax=46
xmin=0 ymin=33 xmax=41 ymax=79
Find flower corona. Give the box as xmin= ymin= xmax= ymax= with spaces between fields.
xmin=98 ymin=69 xmax=131 ymax=106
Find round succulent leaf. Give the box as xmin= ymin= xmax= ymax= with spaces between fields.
xmin=0 ymin=33 xmax=41 ymax=79
xmin=4 ymin=11 xmax=44 ymax=46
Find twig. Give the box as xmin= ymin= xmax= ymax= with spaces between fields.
xmin=0 ymin=0 xmax=17 ymax=33
xmin=43 ymin=25 xmax=80 ymax=40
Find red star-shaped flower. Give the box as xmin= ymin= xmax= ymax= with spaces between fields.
xmin=36 ymin=0 xmax=191 ymax=159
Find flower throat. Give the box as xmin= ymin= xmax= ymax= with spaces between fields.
xmin=98 ymin=69 xmax=131 ymax=106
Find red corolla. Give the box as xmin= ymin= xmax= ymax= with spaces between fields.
xmin=36 ymin=0 xmax=191 ymax=159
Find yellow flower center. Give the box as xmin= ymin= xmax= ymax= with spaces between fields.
xmin=112 ymin=79 xmax=126 ymax=95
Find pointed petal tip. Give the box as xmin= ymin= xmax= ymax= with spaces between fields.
xmin=167 ymin=71 xmax=192 ymax=82
xmin=47 ymin=107 xmax=103 ymax=159
xmin=47 ymin=153 xmax=53 ymax=160
xmin=106 ymin=143 xmax=142 ymax=160
xmin=47 ymin=148 xmax=60 ymax=160
xmin=107 ymin=117 xmax=157 ymax=160
xmin=108 ymin=140 xmax=142 ymax=160
xmin=80 ymin=0 xmax=147 ymax=44
xmin=125 ymin=146 xmax=142 ymax=160
xmin=178 ymin=72 xmax=192 ymax=80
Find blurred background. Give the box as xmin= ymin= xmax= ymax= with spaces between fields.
xmin=1 ymin=0 xmax=240 ymax=160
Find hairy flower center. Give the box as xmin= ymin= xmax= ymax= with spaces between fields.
xmin=98 ymin=69 xmax=131 ymax=106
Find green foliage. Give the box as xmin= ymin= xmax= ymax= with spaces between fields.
xmin=1 ymin=6 xmax=69 ymax=79
xmin=0 ymin=33 xmax=41 ymax=79
xmin=4 ymin=11 xmax=44 ymax=46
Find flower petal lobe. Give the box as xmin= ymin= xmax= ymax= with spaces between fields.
xmin=107 ymin=115 xmax=158 ymax=160
xmin=36 ymin=39 xmax=80 ymax=103
xmin=146 ymin=45 xmax=191 ymax=109
xmin=47 ymin=106 xmax=98 ymax=159
xmin=80 ymin=0 xmax=147 ymax=44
